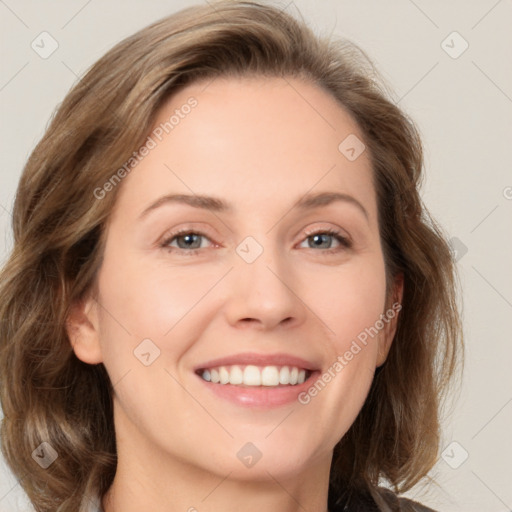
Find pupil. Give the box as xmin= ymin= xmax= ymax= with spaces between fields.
xmin=312 ymin=234 xmax=330 ymax=248
xmin=179 ymin=234 xmax=200 ymax=249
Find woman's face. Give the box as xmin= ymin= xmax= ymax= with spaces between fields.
xmin=70 ymin=76 xmax=401 ymax=483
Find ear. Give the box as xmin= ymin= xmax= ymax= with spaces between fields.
xmin=376 ymin=272 xmax=404 ymax=367
xmin=65 ymin=294 xmax=103 ymax=365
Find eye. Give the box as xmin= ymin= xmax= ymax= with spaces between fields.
xmin=160 ymin=229 xmax=214 ymax=255
xmin=160 ymin=227 xmax=352 ymax=256
xmin=298 ymin=228 xmax=352 ymax=253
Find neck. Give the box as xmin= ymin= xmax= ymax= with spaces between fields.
xmin=102 ymin=470 xmax=331 ymax=512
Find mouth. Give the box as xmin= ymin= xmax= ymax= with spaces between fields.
xmin=193 ymin=352 xmax=321 ymax=407
xmin=195 ymin=364 xmax=314 ymax=387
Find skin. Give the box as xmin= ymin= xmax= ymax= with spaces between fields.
xmin=67 ymin=76 xmax=403 ymax=512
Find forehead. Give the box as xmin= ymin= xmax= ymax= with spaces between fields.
xmin=109 ymin=75 xmax=376 ymax=223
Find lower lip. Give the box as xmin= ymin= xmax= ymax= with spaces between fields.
xmin=196 ymin=371 xmax=321 ymax=408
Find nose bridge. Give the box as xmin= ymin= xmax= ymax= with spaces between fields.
xmin=224 ymin=233 xmax=303 ymax=328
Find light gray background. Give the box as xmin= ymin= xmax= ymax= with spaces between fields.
xmin=1 ymin=1 xmax=511 ymax=511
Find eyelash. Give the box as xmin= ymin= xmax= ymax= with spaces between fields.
xmin=159 ymin=227 xmax=352 ymax=256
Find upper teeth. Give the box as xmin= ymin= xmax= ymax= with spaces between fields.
xmin=200 ymin=365 xmax=309 ymax=386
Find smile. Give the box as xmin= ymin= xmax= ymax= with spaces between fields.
xmin=197 ymin=364 xmax=312 ymax=387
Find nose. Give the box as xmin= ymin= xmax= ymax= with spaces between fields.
xmin=222 ymin=244 xmax=306 ymax=331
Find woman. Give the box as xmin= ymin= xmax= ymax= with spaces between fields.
xmin=0 ymin=1 xmax=463 ymax=511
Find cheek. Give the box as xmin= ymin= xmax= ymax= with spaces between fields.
xmin=97 ymin=251 xmax=210 ymax=334
xmin=94 ymin=252 xmax=225 ymax=378
xmin=308 ymin=255 xmax=388 ymax=350
xmin=92 ymin=258 xmax=205 ymax=433
xmin=295 ymin=256 xmax=387 ymax=442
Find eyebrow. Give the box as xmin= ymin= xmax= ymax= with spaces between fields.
xmin=138 ymin=191 xmax=369 ymax=221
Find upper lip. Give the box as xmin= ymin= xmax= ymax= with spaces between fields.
xmin=194 ymin=352 xmax=320 ymax=372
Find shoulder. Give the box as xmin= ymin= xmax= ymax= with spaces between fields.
xmin=397 ymin=497 xmax=437 ymax=512
xmin=328 ymin=485 xmax=438 ymax=512
xmin=376 ymin=487 xmax=438 ymax=512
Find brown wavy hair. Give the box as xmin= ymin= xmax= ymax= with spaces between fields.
xmin=0 ymin=1 xmax=463 ymax=510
